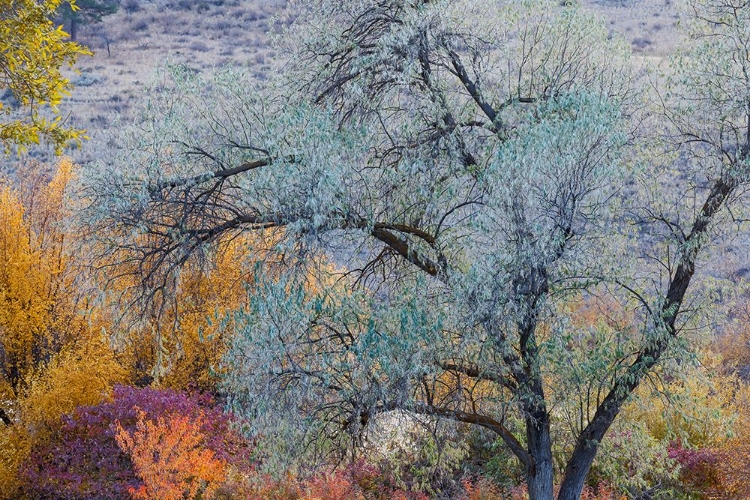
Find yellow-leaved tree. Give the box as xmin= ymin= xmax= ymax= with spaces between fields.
xmin=155 ymin=238 xmax=251 ymax=391
xmin=0 ymin=159 xmax=127 ymax=498
xmin=0 ymin=0 xmax=89 ymax=153
xmin=0 ymin=158 xmax=82 ymax=398
xmin=115 ymin=235 xmax=269 ymax=392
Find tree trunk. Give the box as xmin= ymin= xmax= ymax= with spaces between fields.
xmin=556 ymin=408 xmax=616 ymax=500
xmin=70 ymin=18 xmax=78 ymax=41
xmin=556 ymin=175 xmax=739 ymax=499
xmin=557 ymin=444 xmax=600 ymax=499
xmin=526 ymin=410 xmax=555 ymax=500
xmin=513 ymin=262 xmax=555 ymax=500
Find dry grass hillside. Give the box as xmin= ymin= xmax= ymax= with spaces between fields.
xmin=57 ymin=0 xmax=681 ymax=161
xmin=58 ymin=0 xmax=288 ymax=163
xmin=585 ymin=0 xmax=682 ymax=57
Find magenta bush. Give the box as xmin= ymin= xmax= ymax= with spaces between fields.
xmin=20 ymin=385 xmax=253 ymax=500
xmin=667 ymin=441 xmax=722 ymax=493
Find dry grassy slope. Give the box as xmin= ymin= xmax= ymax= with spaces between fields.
xmin=61 ymin=0 xmax=681 ymax=163
xmin=583 ymin=0 xmax=682 ymax=57
xmin=62 ymin=0 xmax=289 ymax=163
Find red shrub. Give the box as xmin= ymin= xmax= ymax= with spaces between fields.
xmin=20 ymin=385 xmax=252 ymax=499
xmin=668 ymin=441 xmax=723 ymax=494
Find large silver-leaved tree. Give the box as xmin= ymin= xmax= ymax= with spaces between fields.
xmin=82 ymin=1 xmax=750 ymax=499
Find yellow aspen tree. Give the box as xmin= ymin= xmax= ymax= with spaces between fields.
xmin=156 ymin=238 xmax=250 ymax=391
xmin=0 ymin=158 xmax=84 ymax=397
xmin=0 ymin=185 xmax=55 ymax=395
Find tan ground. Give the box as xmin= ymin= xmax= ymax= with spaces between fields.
xmin=584 ymin=0 xmax=682 ymax=58
xmin=45 ymin=0 xmax=681 ymax=164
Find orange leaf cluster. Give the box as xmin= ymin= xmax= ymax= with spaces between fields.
xmin=115 ymin=409 xmax=228 ymax=500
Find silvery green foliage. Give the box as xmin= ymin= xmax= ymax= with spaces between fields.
xmin=82 ymin=64 xmax=369 ymax=300
xmin=215 ymin=0 xmax=631 ymax=480
xmin=83 ymin=0 xmax=630 ymax=480
xmin=224 ymin=270 xmax=448 ymax=465
xmin=668 ymin=0 xmax=750 ymax=176
xmin=80 ymin=0 xmax=750 ymax=497
xmin=82 ymin=0 xmax=632 ymax=310
xmin=638 ymin=0 xmax=750 ymax=257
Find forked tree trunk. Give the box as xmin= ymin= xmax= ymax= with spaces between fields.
xmin=557 ymin=445 xmax=600 ymax=499
xmin=557 ymin=413 xmax=614 ymax=500
xmin=554 ymin=175 xmax=739 ymax=500
xmin=526 ymin=411 xmax=555 ymax=500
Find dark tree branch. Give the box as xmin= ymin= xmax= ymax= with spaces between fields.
xmin=558 ymin=172 xmax=739 ymax=500
xmin=373 ymin=222 xmax=436 ymax=246
xmin=410 ymin=402 xmax=533 ymax=472
xmin=442 ymin=45 xmax=502 ymax=132
xmin=156 ymin=155 xmax=296 ymax=191
xmin=437 ymin=360 xmax=518 ymax=391
xmin=370 ymin=226 xmax=441 ymax=277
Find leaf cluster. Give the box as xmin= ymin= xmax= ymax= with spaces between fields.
xmin=0 ymin=0 xmax=89 ymax=153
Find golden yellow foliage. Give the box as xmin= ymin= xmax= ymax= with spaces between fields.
xmin=155 ymin=238 xmax=250 ymax=391
xmin=625 ymin=360 xmax=737 ymax=450
xmin=0 ymin=158 xmax=129 ymax=499
xmin=0 ymin=158 xmax=81 ymax=396
xmin=0 ymin=0 xmax=89 ymax=153
xmin=121 ymin=232 xmax=301 ymax=392
xmin=715 ymin=382 xmax=750 ymax=498
xmin=0 ymin=424 xmax=31 ymax=496
xmin=0 ymin=185 xmax=58 ymax=394
xmin=0 ymin=333 xmax=126 ymax=499
xmin=21 ymin=333 xmax=127 ymax=436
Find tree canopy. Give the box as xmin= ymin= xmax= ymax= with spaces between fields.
xmin=80 ymin=1 xmax=750 ymax=499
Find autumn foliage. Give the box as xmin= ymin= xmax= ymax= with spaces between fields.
xmin=0 ymin=159 xmax=129 ymax=497
xmin=115 ymin=409 xmax=228 ymax=500
xmin=21 ymin=385 xmax=252 ymax=499
xmin=0 ymin=158 xmax=81 ymax=397
xmin=242 ymin=460 xmax=430 ymax=500
xmin=0 ymin=161 xmax=747 ymax=500
xmin=0 ymin=0 xmax=89 ymax=152
xmin=457 ymin=478 xmax=622 ymax=500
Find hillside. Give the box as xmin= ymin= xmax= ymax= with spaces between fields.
xmin=57 ymin=0 xmax=679 ymax=163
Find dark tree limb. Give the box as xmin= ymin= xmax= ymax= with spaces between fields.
xmin=557 ymin=173 xmax=738 ymax=500
xmin=410 ymin=402 xmax=533 ymax=472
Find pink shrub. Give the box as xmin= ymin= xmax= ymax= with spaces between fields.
xmin=668 ymin=441 xmax=723 ymax=494
xmin=20 ymin=385 xmax=252 ymax=499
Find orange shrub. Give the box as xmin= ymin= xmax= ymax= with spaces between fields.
xmin=239 ymin=461 xmax=428 ymax=500
xmin=712 ymin=383 xmax=750 ymax=499
xmin=115 ymin=409 xmax=228 ymax=500
xmin=460 ymin=477 xmax=504 ymax=500
xmin=505 ymin=482 xmax=623 ymax=500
